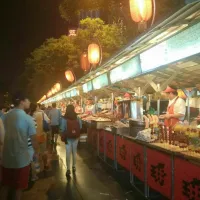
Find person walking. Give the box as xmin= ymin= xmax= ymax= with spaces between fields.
xmin=60 ymin=105 xmax=82 ymax=176
xmin=49 ymin=103 xmax=61 ymax=144
xmin=32 ymin=104 xmax=50 ymax=171
xmin=0 ymin=92 xmax=38 ymax=200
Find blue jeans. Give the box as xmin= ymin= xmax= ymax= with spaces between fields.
xmin=66 ymin=138 xmax=79 ymax=170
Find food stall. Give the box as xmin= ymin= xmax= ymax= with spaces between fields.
xmin=42 ymin=87 xmax=81 ymax=115
xmin=42 ymin=2 xmax=200 ymax=199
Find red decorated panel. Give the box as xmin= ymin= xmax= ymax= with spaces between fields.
xmin=87 ymin=128 xmax=93 ymax=145
xmin=174 ymin=157 xmax=200 ymax=200
xmin=116 ymin=136 xmax=131 ymax=170
xmin=105 ymin=132 xmax=115 ymax=160
xmin=131 ymin=142 xmax=145 ymax=181
xmin=147 ymin=148 xmax=172 ymax=199
xmin=92 ymin=129 xmax=98 ymax=149
xmin=99 ymin=130 xmax=105 ymax=153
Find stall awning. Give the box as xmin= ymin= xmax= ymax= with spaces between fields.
xmin=42 ymin=2 xmax=200 ymax=104
xmin=71 ymin=2 xmax=200 ymax=88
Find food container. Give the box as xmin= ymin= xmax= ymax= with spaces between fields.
xmin=91 ymin=120 xmax=112 ymax=129
xmin=129 ymin=120 xmax=145 ymax=137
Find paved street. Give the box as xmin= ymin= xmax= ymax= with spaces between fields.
xmin=20 ymin=140 xmax=145 ymax=200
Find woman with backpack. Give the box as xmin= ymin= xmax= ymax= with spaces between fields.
xmin=60 ymin=105 xmax=82 ymax=176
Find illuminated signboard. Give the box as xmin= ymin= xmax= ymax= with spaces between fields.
xmin=70 ymin=89 xmax=78 ymax=97
xmin=185 ymin=0 xmax=199 ymax=4
xmin=110 ymin=56 xmax=141 ymax=84
xmin=66 ymin=91 xmax=71 ymax=98
xmin=68 ymin=29 xmax=77 ymax=36
xmin=166 ymin=22 xmax=200 ymax=64
xmin=140 ymin=42 xmax=168 ymax=72
xmin=83 ymin=81 xmax=93 ymax=93
xmin=92 ymin=73 xmax=109 ymax=90
xmin=141 ymin=22 xmax=200 ymax=72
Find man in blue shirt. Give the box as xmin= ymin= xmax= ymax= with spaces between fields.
xmin=1 ymin=92 xmax=38 ymax=200
xmin=49 ymin=103 xmax=61 ymax=144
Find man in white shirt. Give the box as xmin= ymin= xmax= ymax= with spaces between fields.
xmin=160 ymin=86 xmax=186 ymax=127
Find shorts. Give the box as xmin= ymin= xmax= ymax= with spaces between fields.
xmin=2 ymin=165 xmax=30 ymax=189
xmin=51 ymin=125 xmax=59 ymax=135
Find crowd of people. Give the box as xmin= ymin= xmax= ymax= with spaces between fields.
xmin=0 ymin=92 xmax=82 ymax=200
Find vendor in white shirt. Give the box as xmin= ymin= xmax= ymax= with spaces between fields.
xmin=85 ymin=98 xmax=95 ymax=114
xmin=74 ymin=100 xmax=83 ymax=114
xmin=160 ymin=86 xmax=186 ymax=127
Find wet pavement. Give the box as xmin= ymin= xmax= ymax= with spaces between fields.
xmin=21 ymin=139 xmax=145 ymax=200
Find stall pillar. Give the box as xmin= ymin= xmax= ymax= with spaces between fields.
xmin=111 ymin=92 xmax=114 ymax=114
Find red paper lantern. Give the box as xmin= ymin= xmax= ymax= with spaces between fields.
xmin=42 ymin=95 xmax=46 ymax=101
xmin=88 ymin=43 xmax=100 ymax=65
xmin=38 ymin=95 xmax=46 ymax=103
xmin=54 ymin=83 xmax=61 ymax=92
xmin=65 ymin=70 xmax=75 ymax=82
xmin=51 ymin=88 xmax=55 ymax=94
xmin=47 ymin=90 xmax=52 ymax=98
xmin=80 ymin=53 xmax=90 ymax=72
xmin=129 ymin=0 xmax=153 ymax=23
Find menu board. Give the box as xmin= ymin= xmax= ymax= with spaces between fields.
xmin=92 ymin=73 xmax=109 ymax=90
xmin=141 ymin=22 xmax=200 ymax=72
xmin=110 ymin=56 xmax=141 ymax=84
xmin=83 ymin=81 xmax=93 ymax=93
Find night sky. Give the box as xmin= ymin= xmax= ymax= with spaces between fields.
xmin=0 ymin=0 xmax=185 ymax=97
xmin=0 ymin=0 xmax=67 ymax=93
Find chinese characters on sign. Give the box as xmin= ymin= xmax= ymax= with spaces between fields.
xmin=68 ymin=29 xmax=77 ymax=36
xmin=105 ymin=132 xmax=114 ymax=160
xmin=147 ymin=148 xmax=171 ymax=199
xmin=182 ymin=178 xmax=200 ymax=199
xmin=133 ymin=153 xmax=142 ymax=172
xmin=131 ymin=143 xmax=144 ymax=181
xmin=151 ymin=163 xmax=167 ymax=186
xmin=107 ymin=140 xmax=113 ymax=154
xmin=119 ymin=145 xmax=127 ymax=160
xmin=174 ymin=158 xmax=200 ymax=200
xmin=116 ymin=137 xmax=131 ymax=170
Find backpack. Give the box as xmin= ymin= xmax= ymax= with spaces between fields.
xmin=65 ymin=119 xmax=80 ymax=139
